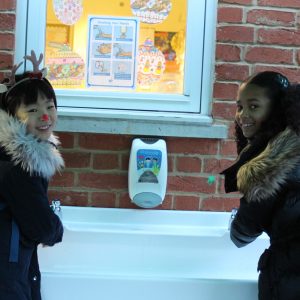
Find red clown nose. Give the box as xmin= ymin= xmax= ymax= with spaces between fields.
xmin=41 ymin=114 xmax=49 ymax=121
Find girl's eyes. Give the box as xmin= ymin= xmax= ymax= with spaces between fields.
xmin=27 ymin=108 xmax=38 ymax=113
xmin=250 ymin=104 xmax=258 ymax=110
xmin=236 ymin=104 xmax=258 ymax=112
xmin=26 ymin=105 xmax=55 ymax=112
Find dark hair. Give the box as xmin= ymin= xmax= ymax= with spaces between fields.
xmin=234 ymin=71 xmax=300 ymax=154
xmin=0 ymin=73 xmax=57 ymax=116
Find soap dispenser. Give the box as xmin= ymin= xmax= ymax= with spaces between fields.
xmin=128 ymin=138 xmax=167 ymax=208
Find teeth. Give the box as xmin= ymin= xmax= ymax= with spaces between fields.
xmin=38 ymin=125 xmax=51 ymax=130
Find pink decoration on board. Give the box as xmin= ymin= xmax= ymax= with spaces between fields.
xmin=137 ymin=39 xmax=166 ymax=88
xmin=130 ymin=0 xmax=172 ymax=24
xmin=53 ymin=0 xmax=83 ymax=25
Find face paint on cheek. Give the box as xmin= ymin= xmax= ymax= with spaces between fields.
xmin=16 ymin=111 xmax=29 ymax=124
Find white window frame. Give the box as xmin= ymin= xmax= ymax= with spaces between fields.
xmin=15 ymin=0 xmax=227 ymax=138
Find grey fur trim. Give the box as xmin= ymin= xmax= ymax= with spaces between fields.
xmin=237 ymin=128 xmax=300 ymax=202
xmin=0 ymin=110 xmax=64 ymax=179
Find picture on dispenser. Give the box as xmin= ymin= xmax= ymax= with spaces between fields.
xmin=137 ymin=149 xmax=162 ymax=183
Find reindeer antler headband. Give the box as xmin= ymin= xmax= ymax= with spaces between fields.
xmin=0 ymin=50 xmax=48 ymax=95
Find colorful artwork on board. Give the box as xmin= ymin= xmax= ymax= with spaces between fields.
xmin=130 ymin=0 xmax=172 ymax=24
xmin=53 ymin=0 xmax=83 ymax=25
xmin=137 ymin=39 xmax=166 ymax=88
xmin=45 ymin=45 xmax=85 ymax=87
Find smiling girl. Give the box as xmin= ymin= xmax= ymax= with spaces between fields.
xmin=221 ymin=71 xmax=300 ymax=300
xmin=0 ymin=51 xmax=64 ymax=300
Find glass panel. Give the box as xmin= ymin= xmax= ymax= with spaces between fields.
xmin=45 ymin=0 xmax=187 ymax=94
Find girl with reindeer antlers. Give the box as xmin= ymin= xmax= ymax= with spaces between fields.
xmin=0 ymin=50 xmax=64 ymax=300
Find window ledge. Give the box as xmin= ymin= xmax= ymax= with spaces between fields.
xmin=56 ymin=107 xmax=228 ymax=139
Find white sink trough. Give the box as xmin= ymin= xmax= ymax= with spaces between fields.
xmin=38 ymin=206 xmax=269 ymax=300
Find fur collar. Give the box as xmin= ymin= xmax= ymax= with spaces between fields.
xmin=237 ymin=127 xmax=300 ymax=202
xmin=0 ymin=109 xmax=64 ymax=179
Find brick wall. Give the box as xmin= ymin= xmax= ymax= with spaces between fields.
xmin=0 ymin=0 xmax=15 ymax=81
xmin=2 ymin=0 xmax=300 ymax=211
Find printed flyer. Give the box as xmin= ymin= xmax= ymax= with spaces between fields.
xmin=87 ymin=16 xmax=139 ymax=89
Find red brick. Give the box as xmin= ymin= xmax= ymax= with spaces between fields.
xmin=212 ymin=102 xmax=237 ymax=120
xmin=121 ymin=154 xmax=129 ymax=170
xmin=168 ymin=156 xmax=174 ymax=172
xmin=245 ymin=47 xmax=293 ymax=64
xmin=220 ymin=140 xmax=237 ymax=156
xmin=0 ymin=13 xmax=15 ymax=30
xmin=218 ymin=176 xmax=226 ymax=194
xmin=201 ymin=196 xmax=240 ymax=212
xmin=158 ymin=195 xmax=173 ymax=210
xmin=215 ymin=64 xmax=249 ymax=81
xmin=247 ymin=9 xmax=295 ymax=27
xmin=258 ymin=0 xmax=300 ymax=9
xmin=0 ymin=33 xmax=14 ymax=50
xmin=224 ymin=198 xmax=241 ymax=211
xmin=57 ymin=132 xmax=75 ymax=148
xmin=93 ymin=153 xmax=119 ymax=170
xmin=217 ymin=26 xmax=254 ymax=43
xmin=174 ymin=196 xmax=200 ymax=211
xmin=90 ymin=192 xmax=116 ymax=207
xmin=62 ymin=152 xmax=91 ymax=168
xmin=0 ymin=52 xmax=13 ymax=69
xmin=48 ymin=190 xmax=89 ymax=206
xmin=258 ymin=28 xmax=300 ymax=46
xmin=176 ymin=157 xmax=201 ymax=173
xmin=49 ymin=172 xmax=75 ymax=187
xmin=0 ymin=0 xmax=16 ymax=10
xmin=168 ymin=176 xmax=216 ymax=193
xmin=218 ymin=7 xmax=243 ymax=23
xmin=254 ymin=65 xmax=300 ymax=84
xmin=167 ymin=138 xmax=218 ymax=155
xmin=296 ymin=50 xmax=300 ymax=65
xmin=215 ymin=44 xmax=241 ymax=62
xmin=219 ymin=0 xmax=252 ymax=4
xmin=203 ymin=158 xmax=235 ymax=173
xmin=213 ymin=82 xmax=239 ymax=100
xmin=79 ymin=133 xmax=131 ymax=150
xmin=78 ymin=173 xmax=127 ymax=189
xmin=227 ymin=121 xmax=238 ymax=139
xmin=118 ymin=193 xmax=137 ymax=209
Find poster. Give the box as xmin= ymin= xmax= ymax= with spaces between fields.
xmin=87 ymin=16 xmax=139 ymax=89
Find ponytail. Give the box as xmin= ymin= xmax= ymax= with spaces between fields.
xmin=283 ymin=84 xmax=300 ymax=135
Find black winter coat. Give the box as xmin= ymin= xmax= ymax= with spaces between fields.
xmin=0 ymin=110 xmax=64 ymax=300
xmin=222 ymin=128 xmax=300 ymax=300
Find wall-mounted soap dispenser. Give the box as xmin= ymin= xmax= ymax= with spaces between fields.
xmin=128 ymin=138 xmax=167 ymax=208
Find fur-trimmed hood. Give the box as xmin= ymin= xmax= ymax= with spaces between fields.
xmin=237 ymin=127 xmax=300 ymax=202
xmin=0 ymin=109 xmax=64 ymax=179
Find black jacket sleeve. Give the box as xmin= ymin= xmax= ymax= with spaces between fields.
xmin=2 ymin=165 xmax=63 ymax=246
xmin=230 ymin=196 xmax=274 ymax=248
